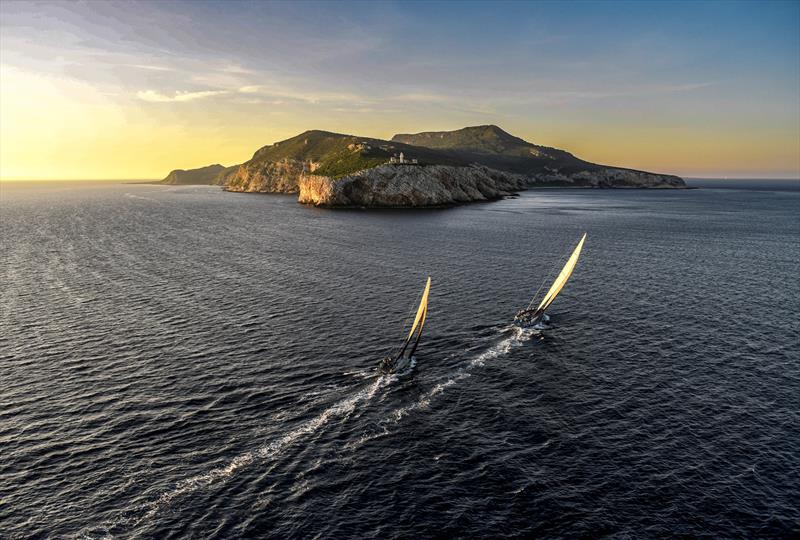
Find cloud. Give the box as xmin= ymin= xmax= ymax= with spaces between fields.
xmin=129 ymin=64 xmax=173 ymax=72
xmin=136 ymin=82 xmax=370 ymax=107
xmin=238 ymin=85 xmax=262 ymax=94
xmin=331 ymin=106 xmax=402 ymax=114
xmin=221 ymin=64 xmax=257 ymax=75
xmin=236 ymin=84 xmax=369 ymax=105
xmin=136 ymin=89 xmax=228 ymax=102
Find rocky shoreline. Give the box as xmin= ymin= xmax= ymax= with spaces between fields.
xmin=530 ymin=167 xmax=685 ymax=188
xmin=297 ymin=165 xmax=528 ymax=207
xmin=174 ymin=125 xmax=686 ymax=207
xmin=223 ymin=161 xmax=685 ymax=208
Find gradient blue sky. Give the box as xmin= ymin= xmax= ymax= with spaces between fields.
xmin=1 ymin=0 xmax=798 ymax=179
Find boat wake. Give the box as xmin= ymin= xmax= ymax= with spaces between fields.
xmin=105 ymin=327 xmax=533 ymax=535
xmin=397 ymin=333 xmax=523 ymax=419
xmin=116 ymin=376 xmax=389 ymax=530
xmin=509 ymin=323 xmax=546 ymax=341
xmin=381 ymin=356 xmax=417 ymax=378
xmin=348 ymin=328 xmax=535 ymax=450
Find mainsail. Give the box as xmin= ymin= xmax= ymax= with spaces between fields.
xmin=529 ymin=233 xmax=586 ymax=319
xmin=398 ymin=277 xmax=431 ymax=358
xmin=406 ymin=277 xmax=431 ymax=341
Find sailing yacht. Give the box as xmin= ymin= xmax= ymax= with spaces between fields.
xmin=379 ymin=277 xmax=431 ymax=375
xmin=514 ymin=233 xmax=587 ymax=328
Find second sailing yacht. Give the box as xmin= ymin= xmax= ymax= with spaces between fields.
xmin=514 ymin=233 xmax=587 ymax=328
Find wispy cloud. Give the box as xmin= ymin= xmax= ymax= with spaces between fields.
xmin=331 ymin=106 xmax=402 ymax=114
xmin=136 ymin=89 xmax=228 ymax=102
xmin=236 ymin=84 xmax=369 ymax=105
xmin=220 ymin=64 xmax=257 ymax=75
xmin=134 ymin=81 xmax=371 ymax=106
xmin=129 ymin=64 xmax=173 ymax=72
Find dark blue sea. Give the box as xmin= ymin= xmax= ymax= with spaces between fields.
xmin=1 ymin=179 xmax=798 ymax=538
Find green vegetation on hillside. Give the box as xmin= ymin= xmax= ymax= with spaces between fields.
xmin=391 ymin=125 xmax=594 ymax=175
xmin=163 ymin=126 xmax=682 ymax=189
xmin=393 ymin=125 xmax=531 ymax=154
xmin=244 ymin=130 xmax=467 ymax=179
xmin=250 ymin=130 xmax=356 ymax=164
xmin=313 ymin=147 xmax=389 ymax=178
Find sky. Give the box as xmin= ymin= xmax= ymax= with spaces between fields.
xmin=1 ymin=0 xmax=798 ymax=180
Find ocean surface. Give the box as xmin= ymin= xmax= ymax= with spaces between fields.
xmin=1 ymin=180 xmax=798 ymax=539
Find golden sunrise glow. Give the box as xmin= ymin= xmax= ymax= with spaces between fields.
xmin=0 ymin=66 xmax=266 ymax=180
xmin=1 ymin=1 xmax=798 ymax=180
xmin=2 ymin=62 xmax=798 ymax=180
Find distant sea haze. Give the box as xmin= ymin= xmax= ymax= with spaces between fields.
xmin=1 ymin=180 xmax=798 ymax=537
xmin=685 ymin=177 xmax=800 ymax=190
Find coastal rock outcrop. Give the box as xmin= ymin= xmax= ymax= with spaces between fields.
xmin=530 ymin=167 xmax=685 ymax=188
xmin=298 ymin=164 xmax=528 ymax=207
xmin=224 ymin=159 xmax=312 ymax=193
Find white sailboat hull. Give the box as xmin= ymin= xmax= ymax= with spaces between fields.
xmin=378 ymin=355 xmax=416 ymax=375
xmin=513 ymin=312 xmax=549 ymax=329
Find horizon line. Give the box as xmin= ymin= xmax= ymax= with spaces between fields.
xmin=2 ymin=176 xmax=799 ymax=183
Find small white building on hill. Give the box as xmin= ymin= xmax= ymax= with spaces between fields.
xmin=389 ymin=152 xmax=418 ymax=164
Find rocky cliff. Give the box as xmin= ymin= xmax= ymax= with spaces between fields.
xmin=529 ymin=167 xmax=686 ymax=188
xmin=223 ymin=159 xmax=310 ymax=193
xmin=298 ymin=164 xmax=528 ymax=207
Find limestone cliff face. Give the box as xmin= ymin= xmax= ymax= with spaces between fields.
xmin=530 ymin=168 xmax=685 ymax=188
xmin=212 ymin=165 xmax=240 ymax=185
xmin=224 ymin=159 xmax=683 ymax=208
xmin=298 ymin=165 xmax=528 ymax=207
xmin=224 ymin=159 xmax=318 ymax=193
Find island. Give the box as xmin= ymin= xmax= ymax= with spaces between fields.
xmin=163 ymin=125 xmax=685 ymax=207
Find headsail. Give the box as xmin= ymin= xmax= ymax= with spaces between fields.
xmin=397 ymin=277 xmax=431 ymax=358
xmin=406 ymin=277 xmax=431 ymax=341
xmin=408 ymin=290 xmax=429 ymax=357
xmin=532 ymin=233 xmax=586 ymax=317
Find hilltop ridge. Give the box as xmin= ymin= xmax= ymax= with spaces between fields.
xmin=393 ymin=125 xmax=539 ymax=155
xmin=393 ymin=125 xmax=601 ymax=175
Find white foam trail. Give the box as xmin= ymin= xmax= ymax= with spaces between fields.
xmin=342 ymin=333 xmax=529 ymax=454
xmin=123 ymin=329 xmax=530 ymax=530
xmin=389 ymin=332 xmax=527 ymax=424
xmin=139 ymin=377 xmax=386 ymax=521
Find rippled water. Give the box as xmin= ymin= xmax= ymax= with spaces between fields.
xmin=1 ymin=181 xmax=798 ymax=538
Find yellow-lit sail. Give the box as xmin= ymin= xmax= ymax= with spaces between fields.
xmin=416 ymin=299 xmax=428 ymax=336
xmin=535 ymin=233 xmax=587 ymax=313
xmin=407 ymin=277 xmax=431 ymax=340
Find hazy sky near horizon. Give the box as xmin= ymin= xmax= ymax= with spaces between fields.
xmin=1 ymin=0 xmax=798 ymax=180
